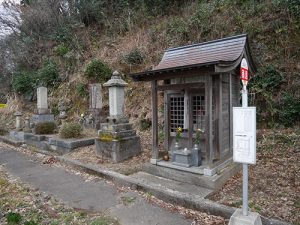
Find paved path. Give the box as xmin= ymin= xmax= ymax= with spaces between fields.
xmin=0 ymin=148 xmax=192 ymax=225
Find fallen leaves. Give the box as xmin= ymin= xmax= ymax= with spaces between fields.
xmin=210 ymin=128 xmax=300 ymax=224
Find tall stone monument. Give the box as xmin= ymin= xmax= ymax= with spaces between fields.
xmin=95 ymin=71 xmax=141 ymax=163
xmin=32 ymin=87 xmax=54 ymax=124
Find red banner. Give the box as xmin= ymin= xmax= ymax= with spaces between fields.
xmin=240 ymin=67 xmax=249 ymax=81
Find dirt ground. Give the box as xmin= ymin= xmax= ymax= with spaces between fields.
xmin=210 ymin=128 xmax=300 ymax=224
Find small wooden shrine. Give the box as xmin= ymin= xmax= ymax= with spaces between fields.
xmin=130 ymin=34 xmax=256 ymax=175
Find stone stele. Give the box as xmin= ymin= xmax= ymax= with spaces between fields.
xmin=89 ymin=83 xmax=103 ymax=109
xmin=37 ymin=86 xmax=49 ymax=114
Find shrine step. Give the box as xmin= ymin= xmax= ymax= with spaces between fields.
xmin=130 ymin=171 xmax=213 ymax=199
xmin=142 ymin=162 xmax=241 ymax=190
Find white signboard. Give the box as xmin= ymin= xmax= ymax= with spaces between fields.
xmin=233 ymin=107 xmax=256 ymax=164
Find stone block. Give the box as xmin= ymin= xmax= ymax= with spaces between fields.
xmin=9 ymin=131 xmax=25 ymax=141
xmin=48 ymin=138 xmax=95 ymax=149
xmin=24 ymin=133 xmax=46 ymax=142
xmin=228 ymin=209 xmax=262 ymax=225
xmin=31 ymin=114 xmax=54 ymax=124
xmin=100 ymin=123 xmax=133 ymax=132
xmin=89 ymin=84 xmax=102 ymax=109
xmin=95 ymin=135 xmax=141 ymax=163
xmin=172 ymin=150 xmax=193 ymax=167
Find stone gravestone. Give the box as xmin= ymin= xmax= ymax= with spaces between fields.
xmin=95 ymin=71 xmax=141 ymax=163
xmin=83 ymin=84 xmax=103 ymax=129
xmin=31 ymin=87 xmax=54 ymax=125
xmin=89 ymin=84 xmax=102 ymax=110
xmin=37 ymin=87 xmax=48 ymax=114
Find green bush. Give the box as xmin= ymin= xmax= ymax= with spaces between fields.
xmin=59 ymin=122 xmax=82 ymax=139
xmin=166 ymin=18 xmax=189 ymax=45
xmin=53 ymin=44 xmax=70 ymax=56
xmin=76 ymin=83 xmax=89 ymax=97
xmin=84 ymin=59 xmax=111 ymax=83
xmin=35 ymin=122 xmax=56 ymax=135
xmin=6 ymin=212 xmax=22 ymax=224
xmin=12 ymin=70 xmax=37 ymax=95
xmin=250 ymin=65 xmax=285 ymax=91
xmin=24 ymin=220 xmax=39 ymax=225
xmin=143 ymin=0 xmax=184 ymax=16
xmin=123 ymin=48 xmax=144 ymax=65
xmin=278 ymin=92 xmax=300 ymax=127
xmin=38 ymin=59 xmax=60 ymax=87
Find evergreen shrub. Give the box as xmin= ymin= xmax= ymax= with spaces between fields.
xmin=35 ymin=122 xmax=56 ymax=134
xmin=84 ymin=59 xmax=111 ymax=83
xmin=59 ymin=122 xmax=82 ymax=139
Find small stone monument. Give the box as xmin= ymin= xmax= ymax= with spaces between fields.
xmin=24 ymin=116 xmax=31 ymax=133
xmin=31 ymin=86 xmax=54 ymax=124
xmin=58 ymin=101 xmax=67 ymax=125
xmin=95 ymin=71 xmax=141 ymax=163
xmin=14 ymin=111 xmax=23 ymax=131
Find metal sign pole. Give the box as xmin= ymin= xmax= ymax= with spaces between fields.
xmin=242 ymin=85 xmax=248 ymax=216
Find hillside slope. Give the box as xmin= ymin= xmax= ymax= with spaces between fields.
xmin=0 ymin=0 xmax=299 ymax=129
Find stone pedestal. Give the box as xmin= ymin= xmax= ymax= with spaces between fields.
xmin=95 ymin=122 xmax=141 ymax=163
xmin=172 ymin=149 xmax=193 ymax=167
xmin=31 ymin=114 xmax=54 ymax=124
xmin=229 ymin=209 xmax=262 ymax=225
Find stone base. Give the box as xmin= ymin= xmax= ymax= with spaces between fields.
xmin=48 ymin=137 xmax=95 ymax=154
xmin=95 ymin=122 xmax=141 ymax=163
xmin=10 ymin=131 xmax=25 ymax=141
xmin=172 ymin=150 xmax=193 ymax=167
xmin=31 ymin=114 xmax=54 ymax=124
xmin=229 ymin=209 xmax=262 ymax=225
xmin=143 ymin=161 xmax=241 ymax=190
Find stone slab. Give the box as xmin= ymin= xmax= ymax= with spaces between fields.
xmin=48 ymin=137 xmax=95 ymax=149
xmin=24 ymin=133 xmax=47 ymax=142
xmin=31 ymin=114 xmax=54 ymax=124
xmin=9 ymin=131 xmax=25 ymax=141
xmin=143 ymin=162 xmax=242 ymax=190
xmin=229 ymin=209 xmax=262 ymax=225
xmin=130 ymin=171 xmax=212 ymax=198
xmin=0 ymin=135 xmax=24 ymax=146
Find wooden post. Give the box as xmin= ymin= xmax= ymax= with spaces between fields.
xmin=229 ymin=74 xmax=233 ymax=153
xmin=164 ymin=91 xmax=169 ymax=153
xmin=205 ymin=75 xmax=213 ymax=166
xmin=151 ymin=80 xmax=159 ymax=163
xmin=216 ymin=74 xmax=222 ymax=160
xmin=188 ymin=92 xmax=193 ymax=149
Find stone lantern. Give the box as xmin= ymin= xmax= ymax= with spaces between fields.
xmin=14 ymin=111 xmax=23 ymax=131
xmin=95 ymin=71 xmax=141 ymax=163
xmin=103 ymin=71 xmax=128 ymax=123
